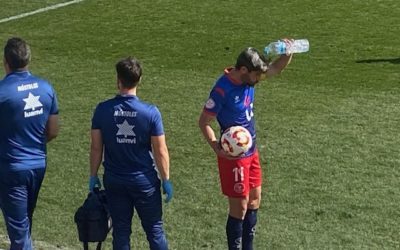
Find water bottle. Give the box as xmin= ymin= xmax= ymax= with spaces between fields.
xmin=264 ymin=39 xmax=309 ymax=56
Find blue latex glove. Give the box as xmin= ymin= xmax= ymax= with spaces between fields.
xmin=89 ymin=176 xmax=102 ymax=192
xmin=162 ymin=180 xmax=173 ymax=203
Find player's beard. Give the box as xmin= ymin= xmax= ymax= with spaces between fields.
xmin=241 ymin=75 xmax=255 ymax=86
xmin=246 ymin=81 xmax=257 ymax=86
xmin=241 ymin=73 xmax=258 ymax=86
xmin=245 ymin=79 xmax=258 ymax=87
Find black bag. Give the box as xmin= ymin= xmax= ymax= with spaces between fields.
xmin=74 ymin=188 xmax=112 ymax=250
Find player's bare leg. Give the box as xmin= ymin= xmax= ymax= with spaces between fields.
xmin=248 ymin=186 xmax=261 ymax=209
xmin=228 ymin=196 xmax=249 ymax=219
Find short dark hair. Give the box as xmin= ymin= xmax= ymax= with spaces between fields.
xmin=4 ymin=37 xmax=31 ymax=70
xmin=235 ymin=47 xmax=268 ymax=72
xmin=116 ymin=57 xmax=142 ymax=89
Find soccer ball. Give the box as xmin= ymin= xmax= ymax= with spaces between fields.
xmin=221 ymin=126 xmax=252 ymax=157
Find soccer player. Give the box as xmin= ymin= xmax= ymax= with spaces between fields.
xmin=0 ymin=37 xmax=59 ymax=249
xmin=198 ymin=41 xmax=294 ymax=249
xmin=89 ymin=56 xmax=173 ymax=250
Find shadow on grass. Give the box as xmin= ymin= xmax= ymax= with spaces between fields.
xmin=356 ymin=58 xmax=400 ymax=64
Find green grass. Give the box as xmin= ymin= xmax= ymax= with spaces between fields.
xmin=0 ymin=0 xmax=66 ymax=18
xmin=1 ymin=0 xmax=399 ymax=249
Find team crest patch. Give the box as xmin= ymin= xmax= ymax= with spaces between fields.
xmin=205 ymin=98 xmax=215 ymax=109
xmin=234 ymin=183 xmax=245 ymax=194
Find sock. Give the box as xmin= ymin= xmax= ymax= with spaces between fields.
xmin=242 ymin=209 xmax=258 ymax=250
xmin=226 ymin=215 xmax=243 ymax=250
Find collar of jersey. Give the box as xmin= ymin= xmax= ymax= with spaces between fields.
xmin=224 ymin=67 xmax=243 ymax=85
xmin=116 ymin=94 xmax=138 ymax=99
xmin=6 ymin=70 xmax=31 ymax=78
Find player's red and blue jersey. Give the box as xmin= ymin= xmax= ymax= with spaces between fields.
xmin=203 ymin=68 xmax=257 ymax=157
xmin=0 ymin=71 xmax=59 ymax=172
xmin=92 ymin=95 xmax=164 ymax=181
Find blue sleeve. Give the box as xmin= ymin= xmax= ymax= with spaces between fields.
xmin=203 ymin=85 xmax=226 ymax=115
xmin=91 ymin=104 xmax=102 ymax=129
xmin=151 ymin=106 xmax=164 ymax=136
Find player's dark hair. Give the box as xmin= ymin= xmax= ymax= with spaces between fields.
xmin=4 ymin=37 xmax=31 ymax=70
xmin=116 ymin=57 xmax=142 ymax=89
xmin=235 ymin=47 xmax=268 ymax=72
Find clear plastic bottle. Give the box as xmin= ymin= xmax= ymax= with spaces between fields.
xmin=264 ymin=39 xmax=309 ymax=56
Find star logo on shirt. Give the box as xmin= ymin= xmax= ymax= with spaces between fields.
xmin=23 ymin=92 xmax=42 ymax=111
xmin=116 ymin=120 xmax=136 ymax=138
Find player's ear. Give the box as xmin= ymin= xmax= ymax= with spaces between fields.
xmin=3 ymin=57 xmax=11 ymax=74
xmin=239 ymin=66 xmax=249 ymax=74
xmin=116 ymin=77 xmax=122 ymax=90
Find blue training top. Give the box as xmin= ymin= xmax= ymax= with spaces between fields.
xmin=92 ymin=95 xmax=164 ymax=179
xmin=203 ymin=68 xmax=257 ymax=157
xmin=0 ymin=71 xmax=59 ymax=171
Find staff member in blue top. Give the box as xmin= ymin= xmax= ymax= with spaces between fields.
xmin=89 ymin=56 xmax=173 ymax=250
xmin=0 ymin=37 xmax=59 ymax=249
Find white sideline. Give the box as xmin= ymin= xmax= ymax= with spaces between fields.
xmin=0 ymin=0 xmax=85 ymax=24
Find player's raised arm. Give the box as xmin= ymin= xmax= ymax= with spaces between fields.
xmin=266 ymin=38 xmax=294 ymax=78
